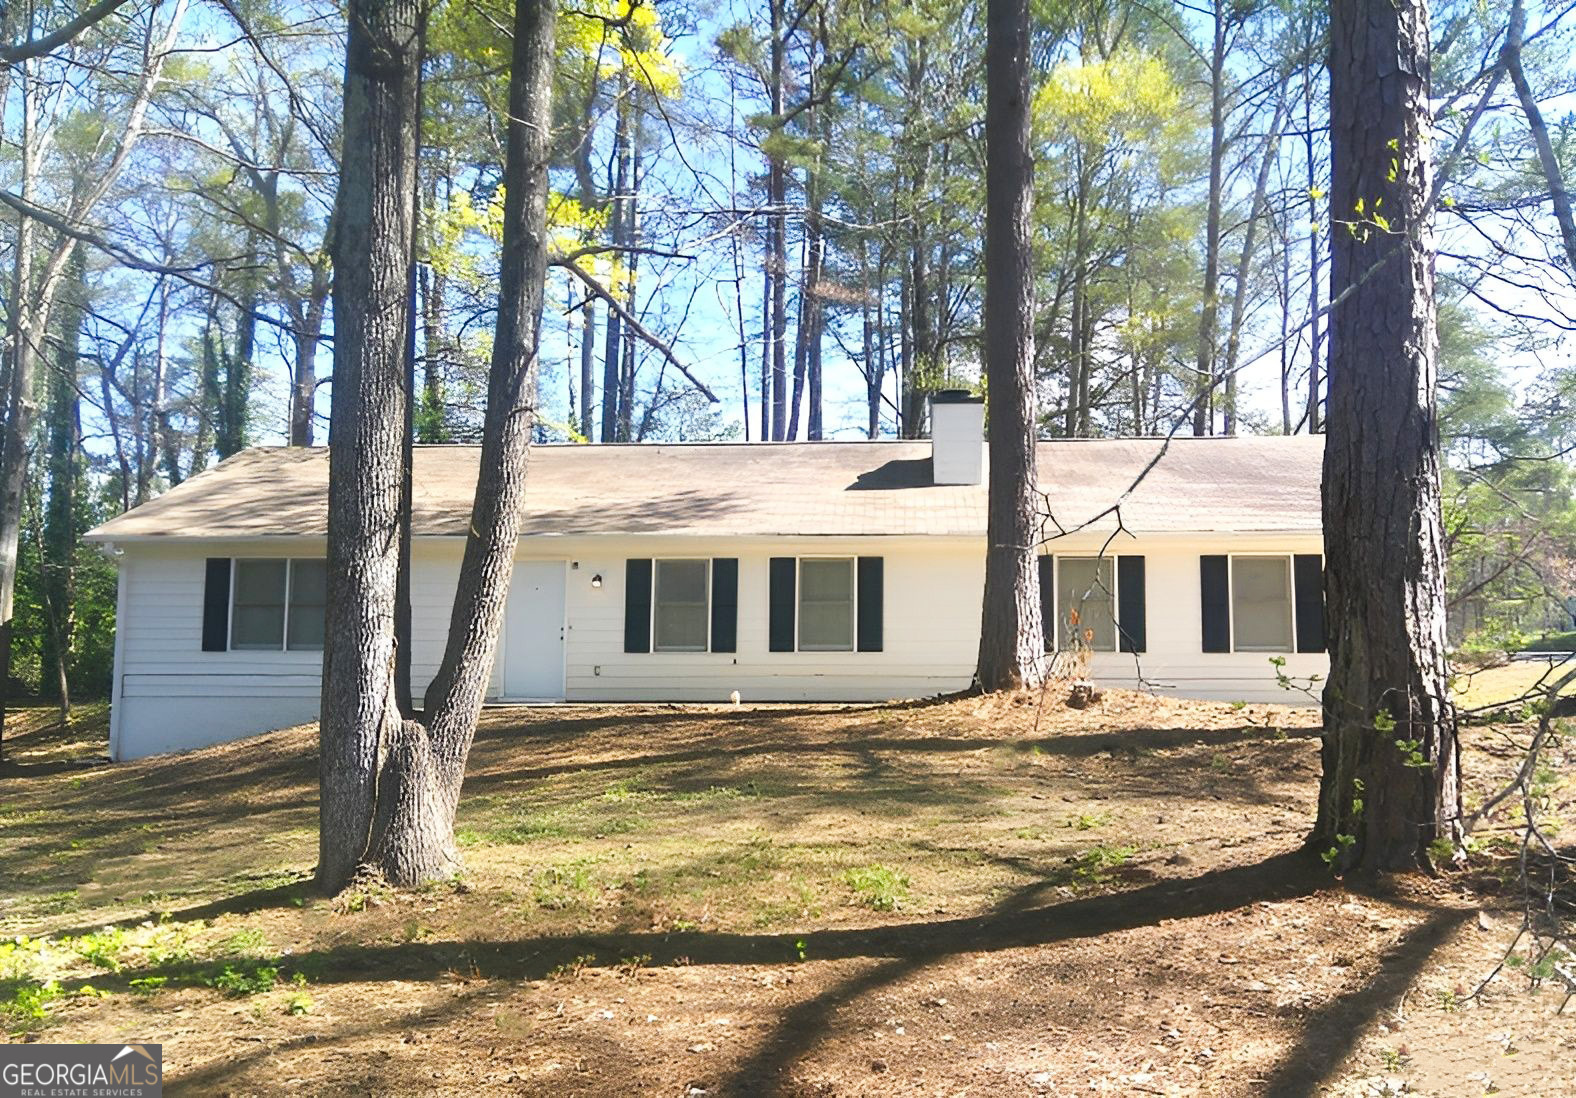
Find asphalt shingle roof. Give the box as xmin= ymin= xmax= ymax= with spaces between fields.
xmin=85 ymin=435 xmax=1323 ymax=541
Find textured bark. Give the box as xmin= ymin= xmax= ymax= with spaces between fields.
xmin=975 ymin=0 xmax=1044 ymax=694
xmin=320 ymin=0 xmax=556 ymax=891
xmin=319 ymin=0 xmax=429 ymax=891
xmin=599 ymin=93 xmax=629 ymax=443
xmin=41 ymin=247 xmax=85 ymax=716
xmin=1314 ymin=0 xmax=1460 ymax=874
xmin=1192 ymin=3 xmax=1226 ymax=437
xmin=767 ymin=0 xmax=788 ymax=441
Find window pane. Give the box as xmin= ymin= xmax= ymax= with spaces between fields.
xmin=287 ymin=560 xmax=328 ymax=651
xmin=800 ymin=558 xmax=853 ymax=601
xmin=1232 ymin=556 xmax=1293 ymax=652
xmin=654 ymin=559 xmax=708 ymax=651
xmin=1057 ymin=557 xmax=1115 ymax=651
xmin=232 ymin=560 xmax=286 ymax=649
xmin=656 ymin=604 xmax=708 ymax=651
xmin=799 ymin=559 xmax=854 ymax=651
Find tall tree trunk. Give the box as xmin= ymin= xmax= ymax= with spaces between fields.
xmin=1192 ymin=2 xmax=1227 ymax=436
xmin=1222 ymin=91 xmax=1290 ymax=436
xmin=1303 ymin=8 xmax=1322 ymax=434
xmin=1503 ymin=0 xmax=1576 ymax=274
xmin=41 ymin=246 xmax=85 ymax=717
xmin=976 ymin=0 xmax=1044 ymax=693
xmin=1314 ymin=0 xmax=1460 ymax=874
xmin=0 ymin=77 xmax=39 ymax=755
xmin=290 ymin=262 xmax=330 ymax=446
xmin=320 ymin=0 xmax=557 ymax=891
xmin=617 ymin=141 xmax=640 ymax=442
xmin=578 ymin=296 xmax=595 ymax=440
xmin=767 ymin=0 xmax=788 ymax=441
xmin=319 ymin=0 xmax=428 ymax=890
xmin=599 ymin=93 xmax=629 ymax=443
xmin=220 ymin=238 xmax=259 ymax=460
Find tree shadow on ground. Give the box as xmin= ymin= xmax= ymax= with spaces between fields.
xmin=71 ymin=851 xmax=1327 ymax=996
xmin=46 ymin=878 xmax=315 ymax=940
xmin=1254 ymin=902 xmax=1474 ymax=1096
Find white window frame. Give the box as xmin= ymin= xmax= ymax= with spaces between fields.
xmin=229 ymin=558 xmax=326 ymax=653
xmin=651 ymin=557 xmax=712 ymax=653
xmin=1052 ymin=555 xmax=1120 ymax=653
xmin=795 ymin=555 xmax=857 ymax=653
xmin=1226 ymin=553 xmax=1297 ymax=655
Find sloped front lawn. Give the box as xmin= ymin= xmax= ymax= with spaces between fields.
xmin=0 ymin=694 xmax=1570 ymax=1096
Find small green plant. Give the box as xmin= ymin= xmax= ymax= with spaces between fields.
xmin=220 ymin=928 xmax=269 ymax=956
xmin=1321 ymin=832 xmax=1357 ymax=867
xmin=129 ymin=976 xmax=168 ymax=994
xmin=1210 ymin=753 xmax=1233 ymax=774
xmin=1427 ymin=837 xmax=1458 ymax=865
xmin=546 ymin=953 xmax=597 ymax=981
xmin=4 ymin=980 xmax=63 ymax=1026
xmin=284 ymin=991 xmax=313 ymax=1015
xmin=71 ymin=927 xmax=129 ymax=973
xmin=618 ymin=953 xmax=652 ymax=977
xmin=1066 ymin=812 xmax=1109 ymax=831
xmin=0 ymin=937 xmax=45 ymax=981
xmin=532 ymin=863 xmax=599 ymax=910
xmin=842 ymin=865 xmax=910 ymax=911
xmin=1437 ymin=987 xmax=1460 ymax=1012
xmin=1071 ymin=844 xmax=1138 ymax=884
xmin=793 ymin=938 xmax=808 ymax=961
xmin=207 ymin=960 xmax=279 ymax=997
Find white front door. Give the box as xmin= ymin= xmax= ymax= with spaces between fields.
xmin=502 ymin=560 xmax=566 ymax=699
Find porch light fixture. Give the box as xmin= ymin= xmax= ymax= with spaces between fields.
xmin=591 ymin=573 xmax=603 ymax=588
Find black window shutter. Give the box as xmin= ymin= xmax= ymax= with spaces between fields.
xmin=1200 ymin=555 xmax=1231 ymax=653
xmin=1293 ymin=554 xmax=1326 ymax=653
xmin=768 ymin=557 xmax=796 ymax=652
xmin=711 ymin=558 xmax=739 ymax=653
xmin=1117 ymin=555 xmax=1147 ymax=653
xmin=202 ymin=558 xmax=231 ymax=652
xmin=856 ymin=557 xmax=884 ymax=652
xmin=623 ymin=559 xmax=652 ymax=653
xmin=1038 ymin=555 xmax=1055 ymax=651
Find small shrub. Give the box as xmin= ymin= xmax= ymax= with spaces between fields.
xmin=3 ymin=979 xmax=63 ymax=1025
xmin=72 ymin=927 xmax=129 ymax=972
xmin=843 ymin=865 xmax=910 ymax=911
xmin=207 ymin=961 xmax=279 ymax=997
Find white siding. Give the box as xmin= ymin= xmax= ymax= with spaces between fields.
xmin=104 ymin=531 xmax=1327 ymax=761
xmin=554 ymin=538 xmax=981 ymax=703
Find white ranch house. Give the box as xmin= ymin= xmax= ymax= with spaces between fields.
xmin=86 ymin=397 xmax=1328 ymax=761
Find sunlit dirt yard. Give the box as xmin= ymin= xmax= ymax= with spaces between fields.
xmin=1 ymin=676 xmax=1572 ymax=1096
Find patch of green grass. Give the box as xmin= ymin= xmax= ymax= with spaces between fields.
xmin=1070 ymin=844 xmax=1139 ymax=885
xmin=206 ymin=960 xmax=280 ymax=997
xmin=2 ymin=979 xmax=63 ymax=1028
xmin=531 ymin=862 xmax=602 ymax=910
xmin=219 ymin=928 xmax=270 ymax=957
xmin=1209 ymin=753 xmax=1233 ymax=774
xmin=32 ymin=890 xmax=82 ymax=915
xmin=842 ymin=864 xmax=910 ymax=911
xmin=0 ymin=937 xmax=46 ymax=981
xmin=1066 ymin=812 xmax=1110 ymax=831
xmin=668 ymin=783 xmax=764 ymax=802
xmin=70 ymin=927 xmax=128 ymax=972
